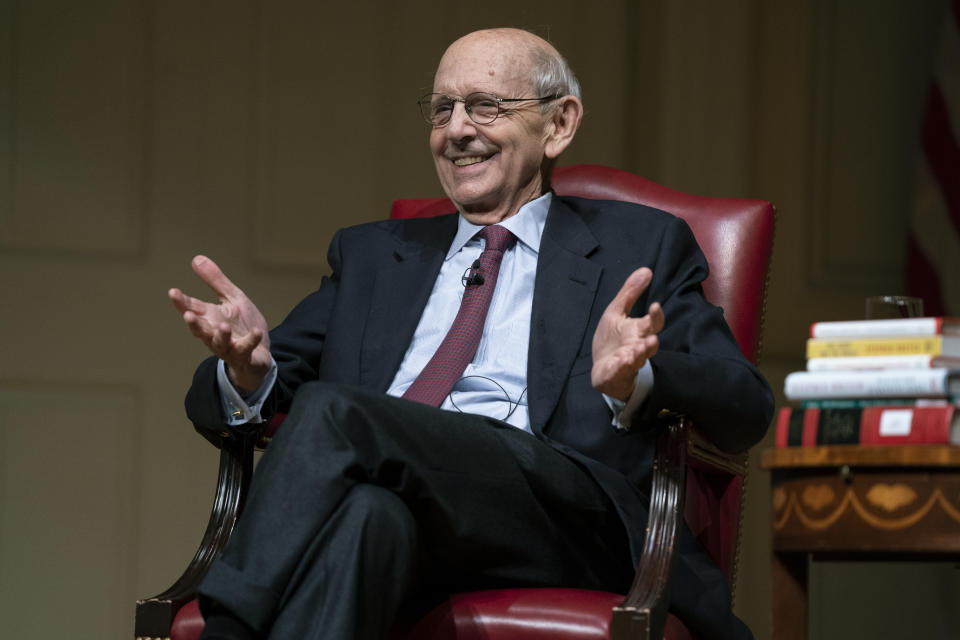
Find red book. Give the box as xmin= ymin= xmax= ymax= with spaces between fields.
xmin=776 ymin=404 xmax=960 ymax=447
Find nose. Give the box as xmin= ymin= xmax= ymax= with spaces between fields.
xmin=444 ymin=100 xmax=478 ymax=142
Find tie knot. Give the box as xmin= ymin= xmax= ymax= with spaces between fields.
xmin=479 ymin=225 xmax=515 ymax=253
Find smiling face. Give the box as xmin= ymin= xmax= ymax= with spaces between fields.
xmin=429 ymin=30 xmax=580 ymax=224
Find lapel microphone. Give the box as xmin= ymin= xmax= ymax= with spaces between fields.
xmin=461 ymin=260 xmax=485 ymax=287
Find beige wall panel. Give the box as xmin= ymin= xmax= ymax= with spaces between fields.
xmin=754 ymin=0 xmax=820 ymax=364
xmin=0 ymin=385 xmax=139 ymax=639
xmin=148 ymin=0 xmax=261 ymax=264
xmin=0 ymin=1 xmax=11 ymax=218
xmin=805 ymin=0 xmax=933 ymax=291
xmin=759 ymin=0 xmax=945 ymax=363
xmin=546 ymin=0 xmax=630 ymax=171
xmin=0 ymin=0 xmax=147 ymax=256
xmin=371 ymin=4 xmax=457 ymax=204
xmin=252 ymin=1 xmax=384 ymax=269
xmin=653 ymin=0 xmax=759 ymax=198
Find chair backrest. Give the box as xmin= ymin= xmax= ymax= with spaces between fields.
xmin=390 ymin=164 xmax=775 ymax=365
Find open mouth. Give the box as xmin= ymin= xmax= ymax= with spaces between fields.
xmin=453 ymin=155 xmax=489 ymax=167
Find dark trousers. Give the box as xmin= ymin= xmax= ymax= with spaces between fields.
xmin=198 ymin=381 xmax=637 ymax=639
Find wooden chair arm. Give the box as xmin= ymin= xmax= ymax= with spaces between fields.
xmin=134 ymin=430 xmax=256 ymax=640
xmin=611 ymin=412 xmax=690 ymax=640
xmin=688 ymin=428 xmax=748 ymax=476
xmin=610 ymin=415 xmax=750 ymax=640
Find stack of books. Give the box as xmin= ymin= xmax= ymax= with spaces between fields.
xmin=778 ymin=317 xmax=960 ymax=447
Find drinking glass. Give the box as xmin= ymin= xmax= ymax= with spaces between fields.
xmin=864 ymin=295 xmax=924 ymax=319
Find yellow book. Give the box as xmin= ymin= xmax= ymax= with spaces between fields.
xmin=806 ymin=336 xmax=960 ymax=359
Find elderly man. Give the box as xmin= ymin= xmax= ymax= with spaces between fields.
xmin=169 ymin=28 xmax=772 ymax=640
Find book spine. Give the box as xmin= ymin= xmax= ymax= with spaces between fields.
xmin=783 ymin=369 xmax=951 ymax=400
xmin=775 ymin=407 xmax=790 ymax=447
xmin=859 ymin=406 xmax=957 ymax=444
xmin=776 ymin=406 xmax=958 ymax=446
xmin=806 ymin=355 xmax=941 ymax=371
xmin=800 ymin=397 xmax=957 ymax=409
xmin=810 ymin=318 xmax=943 ymax=338
xmin=806 ymin=336 xmax=948 ymax=358
xmin=776 ymin=407 xmax=813 ymax=446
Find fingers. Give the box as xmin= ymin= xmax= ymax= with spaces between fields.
xmin=171 ymin=285 xmax=220 ymax=346
xmin=615 ymin=307 xmax=663 ymax=345
xmin=191 ymin=255 xmax=242 ymax=301
xmin=613 ymin=333 xmax=659 ymax=366
xmin=181 ymin=309 xmax=217 ymax=347
xmin=199 ymin=320 xmax=264 ymax=364
xmin=648 ymin=301 xmax=665 ymax=333
xmin=591 ymin=335 xmax=659 ymax=399
xmin=170 ymin=257 xmax=269 ymax=376
xmin=606 ymin=267 xmax=653 ymax=317
xmin=168 ymin=287 xmax=211 ymax=316
xmin=210 ymin=322 xmax=232 ymax=356
xmin=591 ymin=269 xmax=664 ymax=399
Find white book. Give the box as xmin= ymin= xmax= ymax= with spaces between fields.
xmin=784 ymin=368 xmax=960 ymax=400
xmin=809 ymin=317 xmax=960 ymax=339
xmin=806 ymin=355 xmax=960 ymax=371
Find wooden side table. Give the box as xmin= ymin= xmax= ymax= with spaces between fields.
xmin=762 ymin=445 xmax=960 ymax=640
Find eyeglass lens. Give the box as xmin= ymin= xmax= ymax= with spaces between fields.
xmin=421 ymin=93 xmax=501 ymax=126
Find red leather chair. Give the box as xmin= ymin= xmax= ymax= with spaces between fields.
xmin=135 ymin=164 xmax=775 ymax=640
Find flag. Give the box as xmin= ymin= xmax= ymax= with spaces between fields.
xmin=908 ymin=0 xmax=960 ymax=316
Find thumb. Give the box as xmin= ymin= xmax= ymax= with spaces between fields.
xmin=191 ymin=255 xmax=242 ymax=301
xmin=606 ymin=267 xmax=653 ymax=317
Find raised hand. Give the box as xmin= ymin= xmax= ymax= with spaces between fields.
xmin=591 ymin=267 xmax=665 ymax=401
xmin=168 ymin=255 xmax=272 ymax=393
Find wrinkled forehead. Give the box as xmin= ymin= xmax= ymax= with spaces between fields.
xmin=433 ymin=34 xmax=534 ymax=96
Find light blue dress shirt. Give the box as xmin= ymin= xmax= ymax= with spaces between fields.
xmin=218 ymin=192 xmax=653 ymax=432
xmin=385 ymin=193 xmax=548 ymax=429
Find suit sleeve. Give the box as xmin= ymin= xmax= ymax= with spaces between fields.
xmin=184 ymin=230 xmax=345 ymax=445
xmin=635 ymin=216 xmax=774 ymax=452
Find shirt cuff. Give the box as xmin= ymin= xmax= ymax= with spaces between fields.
xmin=217 ymin=358 xmax=278 ymax=425
xmin=602 ymin=360 xmax=654 ymax=431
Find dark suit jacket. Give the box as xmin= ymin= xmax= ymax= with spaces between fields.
xmin=186 ymin=195 xmax=773 ymax=564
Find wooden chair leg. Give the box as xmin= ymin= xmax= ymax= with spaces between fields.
xmin=134 ymin=431 xmax=256 ymax=639
xmin=611 ymin=414 xmax=689 ymax=640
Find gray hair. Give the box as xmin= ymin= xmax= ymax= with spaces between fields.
xmin=528 ymin=41 xmax=581 ymax=105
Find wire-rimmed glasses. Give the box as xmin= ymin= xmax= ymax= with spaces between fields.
xmin=417 ymin=92 xmax=560 ymax=126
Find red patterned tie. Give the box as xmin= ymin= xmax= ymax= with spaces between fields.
xmin=402 ymin=224 xmax=516 ymax=406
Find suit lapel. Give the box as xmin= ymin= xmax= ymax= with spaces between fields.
xmin=360 ymin=215 xmax=458 ymax=391
xmin=527 ymin=198 xmax=603 ymax=435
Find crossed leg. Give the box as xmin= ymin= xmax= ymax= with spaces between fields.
xmin=198 ymin=381 xmax=634 ymax=639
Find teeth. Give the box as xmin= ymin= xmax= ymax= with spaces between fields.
xmin=454 ymin=156 xmax=485 ymax=166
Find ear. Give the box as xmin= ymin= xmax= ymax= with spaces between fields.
xmin=543 ymin=95 xmax=583 ymax=159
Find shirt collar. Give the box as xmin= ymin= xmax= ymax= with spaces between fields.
xmin=445 ymin=191 xmax=552 ymax=260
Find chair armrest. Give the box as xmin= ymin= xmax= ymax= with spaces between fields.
xmin=688 ymin=429 xmax=748 ymax=476
xmin=686 ymin=429 xmax=749 ymax=588
xmin=610 ymin=414 xmax=751 ymax=640
xmin=134 ymin=430 xmax=257 ymax=640
xmin=611 ymin=412 xmax=689 ymax=640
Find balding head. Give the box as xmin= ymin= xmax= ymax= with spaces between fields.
xmin=427 ymin=29 xmax=584 ymax=224
xmin=437 ymin=29 xmax=581 ymax=104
